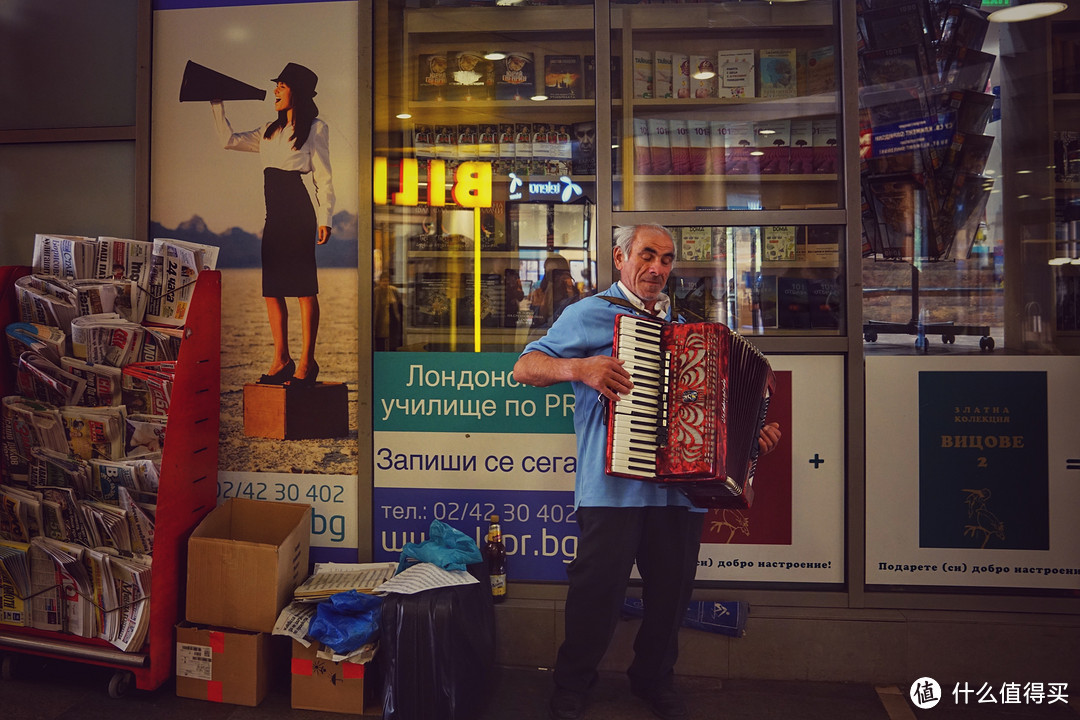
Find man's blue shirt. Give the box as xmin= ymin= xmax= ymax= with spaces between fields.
xmin=521 ymin=283 xmax=698 ymax=510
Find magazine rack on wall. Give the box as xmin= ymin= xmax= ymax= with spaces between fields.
xmin=0 ymin=267 xmax=221 ymax=696
xmin=858 ymin=1 xmax=996 ymax=352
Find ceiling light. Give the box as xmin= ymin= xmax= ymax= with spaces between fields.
xmin=531 ymin=94 xmax=548 ymax=101
xmin=484 ymin=52 xmax=506 ymax=61
xmin=692 ymin=70 xmax=716 ymax=80
xmin=988 ymin=1 xmax=1067 ymax=22
xmin=396 ymin=112 xmax=412 ymax=120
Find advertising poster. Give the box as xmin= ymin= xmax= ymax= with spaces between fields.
xmin=373 ymin=353 xmax=845 ymax=584
xmin=866 ymin=356 xmax=1080 ymax=589
xmin=150 ymin=0 xmax=359 ymax=562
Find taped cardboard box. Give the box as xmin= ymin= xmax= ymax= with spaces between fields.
xmin=175 ymin=623 xmax=272 ymax=706
xmin=186 ymin=497 xmax=310 ymax=633
xmin=291 ymin=639 xmax=379 ymax=714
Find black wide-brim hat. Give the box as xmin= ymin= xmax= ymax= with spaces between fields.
xmin=272 ymin=62 xmax=318 ymax=97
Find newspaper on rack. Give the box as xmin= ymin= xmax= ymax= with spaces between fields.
xmin=1 ymin=396 xmax=68 ymax=485
xmin=94 ymin=236 xmax=153 ymax=323
xmin=36 ymin=486 xmax=92 ymax=547
xmin=90 ymin=456 xmax=156 ymax=500
xmin=29 ymin=447 xmax=93 ymax=498
xmin=73 ymin=279 xmax=145 ymax=325
xmin=83 ymin=501 xmax=133 ymax=552
xmin=1 ymin=485 xmax=45 ymax=542
xmin=140 ymin=326 xmax=183 ymax=363
xmin=14 ymin=275 xmax=80 ymax=335
xmin=107 ymin=552 xmax=151 ymax=652
xmin=0 ymin=539 xmax=31 ymax=627
xmin=144 ymin=238 xmax=219 ymax=327
xmin=125 ymin=413 xmax=166 ymax=457
xmin=60 ymin=405 xmax=128 ymax=461
xmin=70 ymin=313 xmax=145 ymax=367
xmin=32 ymin=234 xmax=97 ymax=279
xmin=117 ymin=485 xmax=154 ymax=555
xmin=16 ymin=351 xmax=87 ymax=407
xmin=293 ymin=561 xmax=399 ymax=602
xmin=6 ymin=323 xmax=66 ymax=366
xmin=27 ymin=541 xmax=62 ymax=631
xmin=121 ymin=361 xmax=175 ymax=416
xmin=60 ymin=357 xmax=123 ymax=407
xmin=31 ymin=536 xmax=95 ymax=638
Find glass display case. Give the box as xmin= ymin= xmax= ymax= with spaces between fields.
xmin=374 ymin=2 xmax=599 ymax=352
xmin=610 ymin=0 xmax=843 ymax=214
xmin=1051 ymin=20 xmax=1080 ymax=349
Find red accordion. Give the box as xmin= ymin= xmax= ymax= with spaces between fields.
xmin=604 ymin=314 xmax=776 ymax=508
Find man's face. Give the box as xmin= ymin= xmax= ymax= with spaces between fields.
xmin=574 ymin=124 xmax=596 ymax=156
xmin=614 ymin=227 xmax=675 ymax=304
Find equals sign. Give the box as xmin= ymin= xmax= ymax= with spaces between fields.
xmin=1068 ymin=458 xmax=1080 ymax=471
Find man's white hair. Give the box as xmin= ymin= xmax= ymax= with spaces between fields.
xmin=612 ymin=224 xmax=674 ymax=257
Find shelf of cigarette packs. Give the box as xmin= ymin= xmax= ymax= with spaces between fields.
xmin=0 ymin=267 xmax=220 ymax=694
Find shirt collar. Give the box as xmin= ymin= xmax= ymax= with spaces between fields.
xmin=617 ymin=281 xmax=670 ymax=319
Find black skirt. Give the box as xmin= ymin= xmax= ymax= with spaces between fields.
xmin=261 ymin=167 xmax=318 ymax=297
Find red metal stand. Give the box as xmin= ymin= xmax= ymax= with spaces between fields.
xmin=0 ymin=268 xmax=221 ymax=694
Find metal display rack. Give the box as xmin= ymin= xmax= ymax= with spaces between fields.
xmin=0 ymin=267 xmax=221 ymax=696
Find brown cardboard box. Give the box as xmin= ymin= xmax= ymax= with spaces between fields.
xmin=186 ymin=497 xmax=310 ymax=633
xmin=175 ymin=623 xmax=272 ymax=706
xmin=290 ymin=639 xmax=379 ymax=714
xmin=243 ymin=382 xmax=349 ymax=439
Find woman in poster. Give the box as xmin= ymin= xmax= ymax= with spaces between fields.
xmin=211 ymin=62 xmax=334 ymax=387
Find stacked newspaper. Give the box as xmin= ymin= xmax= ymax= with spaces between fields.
xmin=32 ymin=234 xmax=98 ymax=279
xmin=121 ymin=362 xmax=176 ymax=416
xmin=0 ymin=539 xmax=31 ymax=626
xmin=60 ymin=357 xmax=123 ymax=407
xmin=125 ymin=414 xmax=166 ymax=457
xmin=16 ymin=352 xmax=87 ymax=407
xmin=14 ymin=275 xmax=80 ymax=335
xmin=91 ymin=457 xmax=160 ymax=498
xmin=6 ymin=323 xmax=66 ymax=366
xmin=59 ymin=405 xmax=128 ymax=461
xmin=292 ymin=562 xmax=399 ymax=602
xmin=1 ymin=396 xmax=69 ymax=484
xmin=29 ymin=447 xmax=93 ymax=497
xmin=144 ymin=238 xmax=219 ymax=327
xmin=70 ymin=313 xmax=145 ymax=367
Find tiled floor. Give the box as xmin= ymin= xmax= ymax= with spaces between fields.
xmin=3 ymin=653 xmax=1079 ymax=720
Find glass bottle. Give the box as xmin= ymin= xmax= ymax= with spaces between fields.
xmin=486 ymin=513 xmax=507 ymax=604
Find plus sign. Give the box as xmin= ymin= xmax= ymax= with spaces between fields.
xmin=808 ymin=454 xmax=824 ymax=469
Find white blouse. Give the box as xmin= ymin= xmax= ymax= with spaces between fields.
xmin=211 ymin=101 xmax=335 ymax=228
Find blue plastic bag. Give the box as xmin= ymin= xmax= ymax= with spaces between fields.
xmin=307 ymin=590 xmax=383 ymax=654
xmin=396 ymin=519 xmax=483 ymax=574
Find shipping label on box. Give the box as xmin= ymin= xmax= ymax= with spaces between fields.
xmin=176 ymin=623 xmax=272 ymax=707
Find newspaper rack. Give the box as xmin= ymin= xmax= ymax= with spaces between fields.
xmin=0 ymin=266 xmax=221 ymax=695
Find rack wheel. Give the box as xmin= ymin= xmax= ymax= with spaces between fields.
xmin=864 ymin=331 xmax=878 ymax=342
xmin=108 ymin=670 xmax=134 ymax=698
xmin=915 ymin=336 xmax=929 ymax=353
xmin=980 ymin=336 xmax=995 ymax=352
xmin=942 ymin=334 xmax=955 ymax=344
xmin=1 ymin=654 xmax=13 ymax=681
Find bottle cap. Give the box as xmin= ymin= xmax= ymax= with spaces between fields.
xmin=490 ymin=514 xmax=500 ymax=522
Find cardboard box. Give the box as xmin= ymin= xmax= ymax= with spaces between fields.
xmin=291 ymin=640 xmax=378 ymax=714
xmin=243 ymin=381 xmax=349 ymax=440
xmin=186 ymin=498 xmax=310 ymax=633
xmin=176 ymin=623 xmax=272 ymax=706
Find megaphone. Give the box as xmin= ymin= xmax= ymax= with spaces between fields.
xmin=179 ymin=61 xmax=266 ymax=102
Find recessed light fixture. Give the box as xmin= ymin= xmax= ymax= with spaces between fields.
xmin=750 ymin=150 xmax=765 ymax=156
xmin=692 ymin=70 xmax=716 ymax=80
xmin=484 ymin=51 xmax=506 ymax=61
xmin=531 ymin=94 xmax=548 ymax=101
xmin=988 ymin=1 xmax=1067 ymax=22
xmin=396 ymin=112 xmax=412 ymax=120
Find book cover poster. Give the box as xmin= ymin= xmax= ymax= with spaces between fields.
xmin=918 ymin=371 xmax=1049 ymax=551
xmin=759 ymin=48 xmax=797 ymax=99
xmin=494 ymin=51 xmax=534 ymax=100
xmin=718 ymin=49 xmax=754 ymax=98
xmin=417 ymin=53 xmax=449 ymax=100
xmin=544 ymin=55 xmax=583 ymax=99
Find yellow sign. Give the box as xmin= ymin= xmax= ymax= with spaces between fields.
xmin=373 ymin=158 xmax=491 ymax=208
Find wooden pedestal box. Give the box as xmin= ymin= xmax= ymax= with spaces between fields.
xmin=243 ymin=382 xmax=349 ymax=440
